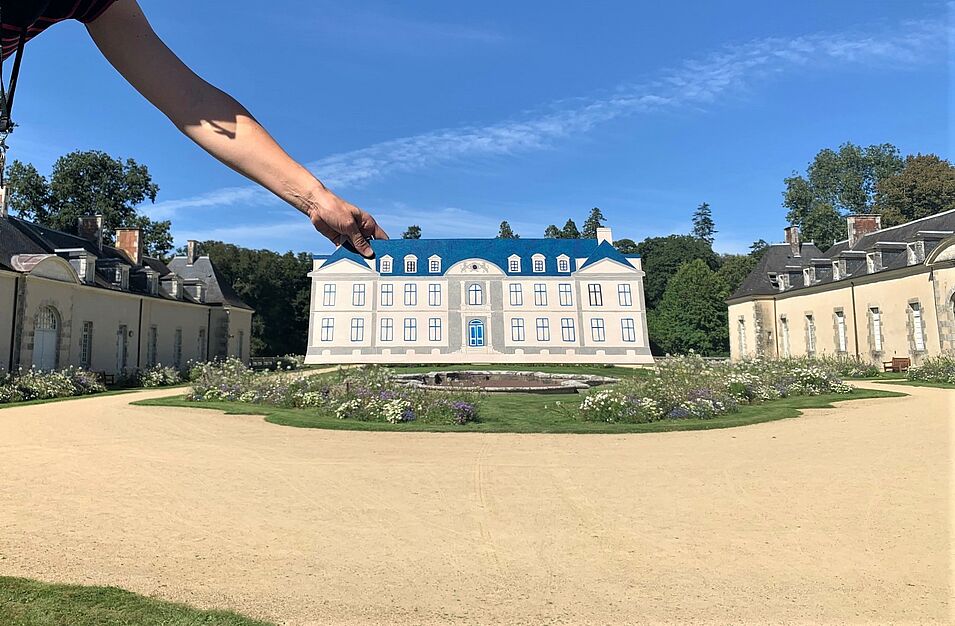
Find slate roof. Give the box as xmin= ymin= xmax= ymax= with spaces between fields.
xmin=729 ymin=242 xmax=825 ymax=299
xmin=167 ymin=256 xmax=254 ymax=310
xmin=315 ymin=238 xmax=638 ymax=276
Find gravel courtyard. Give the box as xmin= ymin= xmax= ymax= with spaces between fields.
xmin=0 ymin=382 xmax=950 ymax=625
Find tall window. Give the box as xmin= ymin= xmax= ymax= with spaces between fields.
xmin=352 ymin=284 xmax=366 ymax=306
xmin=147 ymin=325 xmax=158 ymax=367
xmin=737 ymin=319 xmax=747 ymax=354
xmin=557 ymin=257 xmax=570 ymax=273
xmin=558 ymin=283 xmax=573 ymax=306
xmin=428 ymin=283 xmax=442 ymax=306
xmin=468 ymin=284 xmax=484 ymax=306
xmin=381 ymin=284 xmax=394 ymax=306
xmin=350 ymin=318 xmax=364 ymax=342
xmin=588 ymin=284 xmax=603 ymax=306
xmin=380 ymin=257 xmax=392 ymax=273
xmin=561 ymin=318 xmax=576 ymax=342
xmin=509 ymin=284 xmax=523 ymax=306
xmin=618 ymin=284 xmax=633 ymax=307
xmin=198 ymin=327 xmax=207 ymax=362
xmin=835 ymin=311 xmax=847 ymax=353
xmin=429 ymin=258 xmax=441 ymax=273
xmin=429 ymin=318 xmax=442 ymax=342
xmin=534 ymin=284 xmax=547 ymax=306
xmin=404 ymin=283 xmax=417 ymax=306
xmin=536 ymin=317 xmax=550 ymax=341
xmin=80 ymin=321 xmax=93 ymax=369
xmin=508 ymin=257 xmax=521 ymax=273
xmin=591 ymin=318 xmax=606 ymax=342
xmin=117 ymin=324 xmax=129 ymax=372
xmin=237 ymin=331 xmax=244 ymax=360
xmin=511 ymin=318 xmax=525 ymax=342
xmin=405 ymin=256 xmax=417 ymax=273
xmin=911 ymin=302 xmax=926 ymax=351
xmin=321 ymin=318 xmax=334 ymax=342
xmin=404 ymin=318 xmax=417 ymax=341
xmin=780 ymin=316 xmax=790 ymax=357
xmin=621 ymin=318 xmax=636 ymax=343
xmin=323 ymin=284 xmax=336 ymax=307
xmin=380 ymin=318 xmax=394 ymax=342
xmin=805 ymin=314 xmax=816 ymax=355
xmin=870 ymin=307 xmax=883 ymax=352
xmin=173 ymin=328 xmax=183 ymax=369
xmin=532 ymin=256 xmax=545 ymax=272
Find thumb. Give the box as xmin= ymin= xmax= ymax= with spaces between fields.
xmin=349 ymin=228 xmax=375 ymax=258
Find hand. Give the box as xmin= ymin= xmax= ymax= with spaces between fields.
xmin=306 ymin=188 xmax=389 ymax=258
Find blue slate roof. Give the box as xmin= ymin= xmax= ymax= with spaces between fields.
xmin=314 ymin=238 xmax=638 ymax=276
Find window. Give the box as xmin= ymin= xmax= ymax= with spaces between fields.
xmin=404 ymin=318 xmax=417 ymax=341
xmin=381 ymin=284 xmax=394 ymax=306
xmin=558 ymin=283 xmax=573 ymax=306
xmin=536 ymin=318 xmax=550 ymax=341
xmin=350 ymin=318 xmax=364 ymax=342
xmin=805 ymin=314 xmax=816 ymax=355
xmin=870 ymin=307 xmax=883 ymax=352
xmin=380 ymin=318 xmax=394 ymax=342
xmin=428 ymin=283 xmax=442 ymax=306
xmin=404 ymin=283 xmax=417 ymax=306
xmin=534 ymin=284 xmax=547 ymax=306
xmin=173 ymin=328 xmax=183 ymax=369
xmin=429 ymin=257 xmax=441 ymax=273
xmin=116 ymin=324 xmax=129 ymax=372
xmin=429 ymin=318 xmax=442 ymax=342
xmin=508 ymin=257 xmax=521 ymax=273
xmin=561 ymin=318 xmax=576 ymax=342
xmin=468 ymin=284 xmax=484 ymax=306
xmin=618 ymin=284 xmax=633 ymax=307
xmin=780 ymin=317 xmax=790 ymax=357
xmin=468 ymin=319 xmax=485 ymax=347
xmin=352 ymin=284 xmax=366 ymax=306
xmin=380 ymin=257 xmax=393 ymax=273
xmin=323 ymin=284 xmax=336 ymax=307
xmin=404 ymin=256 xmax=417 ymax=273
xmin=835 ymin=311 xmax=847 ymax=353
xmin=80 ymin=321 xmax=93 ymax=369
xmin=591 ymin=318 xmax=606 ymax=342
xmin=737 ymin=318 xmax=747 ymax=354
xmin=911 ymin=302 xmax=926 ymax=351
xmin=320 ymin=318 xmax=334 ymax=342
xmin=557 ymin=256 xmax=570 ymax=273
xmin=511 ymin=318 xmax=525 ymax=342
xmin=147 ymin=325 xmax=158 ymax=367
xmin=509 ymin=284 xmax=523 ymax=306
xmin=588 ymin=284 xmax=603 ymax=306
xmin=532 ymin=255 xmax=545 ymax=273
xmin=198 ymin=327 xmax=207 ymax=362
xmin=237 ymin=330 xmax=244 ymax=360
xmin=621 ymin=318 xmax=636 ymax=343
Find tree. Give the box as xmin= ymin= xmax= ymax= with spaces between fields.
xmin=875 ymin=154 xmax=955 ymax=227
xmin=613 ymin=238 xmax=638 ymax=254
xmin=717 ymin=254 xmax=757 ymax=295
xmin=635 ymin=235 xmax=720 ymax=310
xmin=581 ymin=207 xmax=606 ymax=239
xmin=691 ymin=202 xmax=716 ymax=245
xmin=402 ymin=225 xmax=422 ymax=239
xmin=648 ymin=259 xmax=729 ymax=356
xmin=783 ymin=142 xmax=903 ymax=249
xmin=4 ymin=151 xmax=172 ymax=257
xmin=543 ymin=224 xmax=561 ymax=238
xmin=749 ymin=239 xmax=770 ymax=259
xmin=497 ymin=220 xmax=519 ymax=239
xmin=560 ymin=219 xmax=580 ymax=239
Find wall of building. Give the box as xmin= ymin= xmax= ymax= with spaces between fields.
xmin=139 ymin=298 xmax=211 ymax=370
xmin=226 ymin=307 xmax=254 ymax=363
xmin=0 ymin=272 xmax=18 ymax=372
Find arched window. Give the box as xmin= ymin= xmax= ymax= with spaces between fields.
xmin=468 ymin=283 xmax=484 ymax=306
xmin=32 ymin=306 xmax=60 ymax=370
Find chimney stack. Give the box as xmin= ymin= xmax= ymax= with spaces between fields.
xmin=846 ymin=214 xmax=881 ymax=248
xmin=784 ymin=225 xmax=801 ymax=257
xmin=596 ymin=226 xmax=613 ymax=245
xmin=77 ymin=214 xmax=104 ymax=251
xmin=116 ymin=228 xmax=144 ymax=266
xmin=0 ymin=185 xmax=8 ymax=218
xmin=186 ymin=240 xmax=199 ymax=265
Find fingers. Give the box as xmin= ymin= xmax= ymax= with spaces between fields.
xmin=359 ymin=211 xmax=389 ymax=241
xmin=342 ymin=218 xmax=375 ymax=258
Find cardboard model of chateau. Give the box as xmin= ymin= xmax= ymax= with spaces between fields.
xmin=305 ymin=227 xmax=653 ymax=364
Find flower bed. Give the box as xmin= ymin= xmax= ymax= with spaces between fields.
xmin=578 ymin=354 xmax=854 ymax=423
xmin=908 ymin=355 xmax=955 ymax=385
xmin=0 ymin=366 xmax=107 ymax=405
xmin=188 ymin=359 xmax=480 ymax=425
xmin=138 ymin=364 xmax=184 ymax=388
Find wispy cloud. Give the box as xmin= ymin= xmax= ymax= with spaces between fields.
xmin=146 ymin=18 xmax=946 ymax=222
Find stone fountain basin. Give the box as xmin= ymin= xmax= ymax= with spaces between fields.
xmin=391 ymin=370 xmax=620 ymax=394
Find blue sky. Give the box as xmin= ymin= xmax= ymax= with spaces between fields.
xmin=9 ymin=0 xmax=951 ymax=254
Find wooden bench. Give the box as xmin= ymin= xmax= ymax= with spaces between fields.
xmin=882 ymin=357 xmax=910 ymax=373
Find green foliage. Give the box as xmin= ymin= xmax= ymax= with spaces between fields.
xmin=581 ymin=207 xmax=606 ymax=239
xmin=908 ymin=355 xmax=955 ymax=384
xmin=716 ymin=254 xmax=757 ymax=295
xmin=635 ymin=234 xmax=720 ymax=309
xmin=543 ymin=224 xmax=561 ymax=238
xmin=691 ymin=202 xmax=716 ymax=245
xmin=749 ymin=238 xmax=770 ymax=259
xmin=137 ymin=364 xmax=183 ymax=388
xmin=4 ymin=151 xmax=172 ymax=257
xmin=497 ymin=220 xmax=519 ymax=238
xmin=0 ymin=367 xmax=106 ymax=404
xmin=401 ymin=225 xmax=422 ymax=239
xmin=560 ymin=218 xmax=580 ymax=239
xmin=875 ymin=154 xmax=955 ymax=227
xmin=648 ymin=259 xmax=729 ymax=356
xmin=613 ymin=238 xmax=638 ymax=254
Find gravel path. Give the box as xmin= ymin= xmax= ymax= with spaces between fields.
xmin=0 ymin=382 xmax=950 ymax=625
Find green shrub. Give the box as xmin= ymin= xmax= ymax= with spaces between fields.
xmin=908 ymin=355 xmax=955 ymax=384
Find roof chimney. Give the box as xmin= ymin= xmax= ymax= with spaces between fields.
xmin=186 ymin=240 xmax=199 ymax=265
xmin=77 ymin=214 xmax=104 ymax=251
xmin=784 ymin=225 xmax=801 ymax=257
xmin=116 ymin=228 xmax=144 ymax=266
xmin=596 ymin=226 xmax=613 ymax=244
xmin=846 ymin=214 xmax=881 ymax=248
xmin=0 ymin=185 xmax=8 ymax=218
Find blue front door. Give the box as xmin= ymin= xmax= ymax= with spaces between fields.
xmin=468 ymin=320 xmax=485 ymax=347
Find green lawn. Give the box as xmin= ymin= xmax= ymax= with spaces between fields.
xmin=134 ymin=387 xmax=904 ymax=434
xmin=0 ymin=577 xmax=272 ymax=626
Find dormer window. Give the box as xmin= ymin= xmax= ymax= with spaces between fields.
xmin=404 ymin=255 xmax=417 ymax=273
xmin=768 ymin=272 xmax=780 ymax=289
xmin=508 ymin=255 xmax=521 ymax=273
xmin=866 ymin=251 xmax=881 ymax=273
xmin=380 ymin=256 xmax=393 ymax=273
xmin=114 ymin=266 xmax=130 ymax=290
xmin=803 ymin=267 xmax=815 ymax=285
xmin=147 ymin=272 xmax=159 ymax=296
xmin=428 ymin=255 xmax=441 ymax=273
xmin=532 ymin=254 xmax=545 ymax=273
xmin=832 ymin=262 xmax=842 ymax=280
xmin=906 ymin=242 xmax=924 ymax=265
xmin=557 ymin=255 xmax=570 ymax=273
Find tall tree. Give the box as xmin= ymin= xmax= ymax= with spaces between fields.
xmin=402 ymin=225 xmax=422 ymax=239
xmin=874 ymin=154 xmax=955 ymax=227
xmin=543 ymin=224 xmax=561 ymax=238
xmin=497 ymin=220 xmax=519 ymax=239
xmin=561 ymin=219 xmax=581 ymax=239
xmin=749 ymin=239 xmax=770 ymax=259
xmin=635 ymin=234 xmax=720 ymax=309
xmin=4 ymin=151 xmax=172 ymax=257
xmin=581 ymin=207 xmax=607 ymax=239
xmin=691 ymin=202 xmax=716 ymax=245
xmin=613 ymin=238 xmax=638 ymax=254
xmin=717 ymin=254 xmax=757 ymax=296
xmin=648 ymin=259 xmax=729 ymax=356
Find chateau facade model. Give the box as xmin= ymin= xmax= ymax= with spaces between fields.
xmin=0 ymin=208 xmax=253 ymax=375
xmin=728 ymin=210 xmax=955 ymax=364
xmin=305 ymin=227 xmax=653 ymax=365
